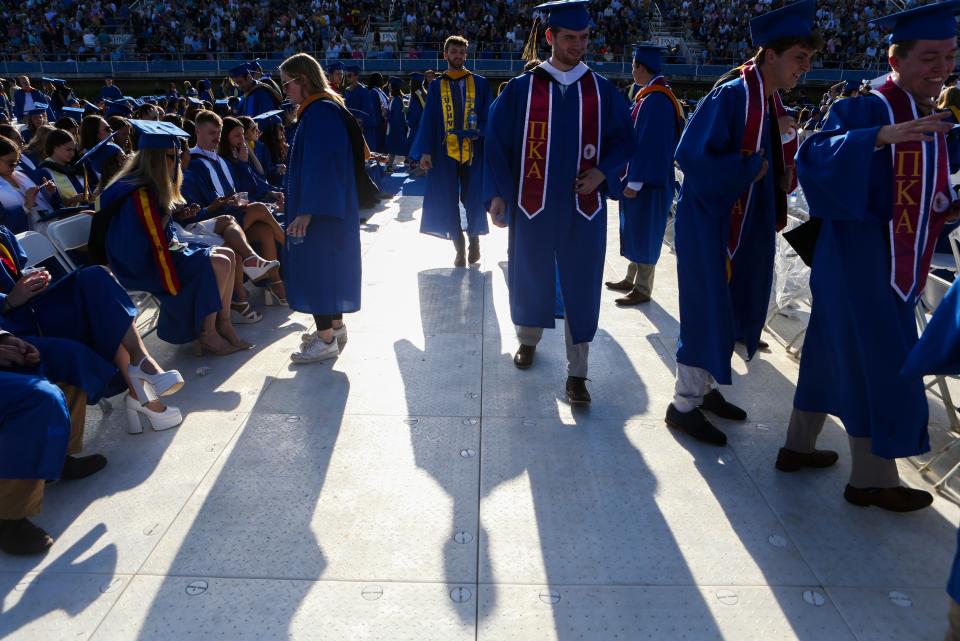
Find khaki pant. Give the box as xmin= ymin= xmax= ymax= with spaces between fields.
xmin=624 ymin=262 xmax=656 ymax=297
xmin=785 ymin=409 xmax=900 ymax=488
xmin=517 ymin=323 xmax=589 ymax=378
xmin=0 ymin=385 xmax=87 ymax=520
xmin=673 ymin=364 xmax=716 ymax=413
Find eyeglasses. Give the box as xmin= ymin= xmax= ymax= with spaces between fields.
xmin=281 ymin=76 xmax=301 ymax=87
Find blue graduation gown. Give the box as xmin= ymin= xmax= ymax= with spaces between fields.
xmin=253 ymin=141 xmax=282 ymax=187
xmin=345 ymin=84 xmax=381 ymax=152
xmin=793 ymin=94 xmax=938 ymax=458
xmin=239 ymin=83 xmax=280 ymax=118
xmin=100 ymin=179 xmax=221 ymax=344
xmin=411 ymin=74 xmax=492 ymax=239
xmin=385 ymin=96 xmax=409 ymax=156
xmin=13 ymin=89 xmax=54 ymax=121
xmin=619 ymin=89 xmax=681 ymax=265
xmin=100 ymin=85 xmax=123 ymax=101
xmin=406 ymin=90 xmax=426 ymax=158
xmin=199 ymin=89 xmax=215 ymax=104
xmin=0 ymin=370 xmax=70 ymax=479
xmin=482 ymin=69 xmax=634 ymax=344
xmin=673 ymin=78 xmax=775 ymax=384
xmin=182 ymin=155 xmax=250 ymax=225
xmin=224 ymin=156 xmax=275 ymax=201
xmin=84 ymin=142 xmax=124 ymax=191
xmin=282 ymin=98 xmax=361 ymax=315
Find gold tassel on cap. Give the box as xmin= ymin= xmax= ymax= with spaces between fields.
xmin=522 ymin=16 xmax=542 ymax=62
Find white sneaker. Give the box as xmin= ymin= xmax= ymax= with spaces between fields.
xmin=291 ymin=337 xmax=340 ymax=364
xmin=301 ymin=325 xmax=347 ymax=349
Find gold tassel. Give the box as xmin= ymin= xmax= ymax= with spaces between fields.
xmin=522 ymin=17 xmax=541 ymax=62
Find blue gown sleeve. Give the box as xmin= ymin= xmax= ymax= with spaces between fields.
xmin=0 ymin=204 xmax=29 ymax=235
xmin=675 ymin=83 xmax=764 ymax=216
xmin=481 ymin=78 xmax=521 ymax=210
xmin=181 ymin=167 xmax=216 ymax=209
xmin=796 ymin=98 xmax=885 ymax=222
xmin=627 ymin=93 xmax=677 ymax=188
xmin=411 ymin=80 xmax=441 ymax=159
xmin=597 ymin=81 xmax=636 ymax=198
xmin=36 ymin=169 xmax=64 ymax=209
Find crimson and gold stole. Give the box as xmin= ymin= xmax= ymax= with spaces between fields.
xmin=621 ymin=76 xmax=685 ymax=182
xmin=0 ymin=235 xmax=20 ymax=280
xmin=132 ymin=186 xmax=181 ymax=296
xmin=727 ymin=60 xmax=798 ymax=262
xmin=518 ymin=68 xmax=602 ymax=220
xmin=871 ymin=77 xmax=951 ymax=301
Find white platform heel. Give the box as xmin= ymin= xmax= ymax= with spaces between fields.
xmin=127 ymin=359 xmax=184 ymax=399
xmin=124 ymin=393 xmax=183 ymax=434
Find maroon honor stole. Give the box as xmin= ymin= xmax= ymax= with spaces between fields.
xmin=132 ymin=186 xmax=182 ymax=296
xmin=518 ymin=70 xmax=602 ymax=220
xmin=727 ymin=61 xmax=798 ymax=262
xmin=872 ymin=77 xmax=951 ymax=302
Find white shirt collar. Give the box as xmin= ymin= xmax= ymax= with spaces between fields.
xmin=190 ymin=146 xmax=219 ymax=161
xmin=538 ymin=60 xmax=590 ymax=86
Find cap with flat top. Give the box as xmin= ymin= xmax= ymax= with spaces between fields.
xmin=869 ymin=0 xmax=960 ymax=43
xmin=228 ymin=63 xmax=251 ymax=78
xmin=253 ymin=110 xmax=284 ymax=127
xmin=128 ymin=119 xmax=190 ymax=150
xmin=327 ymin=61 xmax=344 ymax=72
xmin=534 ymin=0 xmax=592 ymax=31
xmin=632 ymin=44 xmax=663 ymax=74
xmin=61 ymin=106 xmax=85 ymax=123
xmin=749 ymin=0 xmax=817 ymax=46
xmin=346 ymin=64 xmax=362 ymax=75
xmin=28 ymin=103 xmax=49 ymax=116
xmin=75 ymin=130 xmax=121 ymax=166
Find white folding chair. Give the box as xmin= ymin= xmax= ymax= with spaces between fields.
xmin=14 ymin=231 xmax=72 ymax=273
xmin=43 ymin=214 xmax=91 ymax=270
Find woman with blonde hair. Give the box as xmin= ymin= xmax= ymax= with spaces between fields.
xmin=280 ymin=52 xmax=364 ymax=363
xmin=93 ymin=120 xmax=251 ymax=366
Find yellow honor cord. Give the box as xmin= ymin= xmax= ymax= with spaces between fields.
xmin=440 ymin=73 xmax=476 ymax=164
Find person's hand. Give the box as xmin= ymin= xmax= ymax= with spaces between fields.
xmin=270 ymin=192 xmax=285 ymax=210
xmin=488 ymin=196 xmax=507 ymax=228
xmin=237 ymin=143 xmax=249 ymax=161
xmin=287 ymin=214 xmax=311 ymax=238
xmin=7 ymin=269 xmax=50 ymax=307
xmin=0 ymin=334 xmax=39 ymax=368
xmin=876 ymin=112 xmax=953 ymax=146
xmin=419 ymin=154 xmax=432 ymax=170
xmin=173 ymin=203 xmax=200 ymax=221
xmin=575 ymin=168 xmax=605 ymax=195
xmin=23 ymin=186 xmax=40 ymax=209
xmin=41 ymin=179 xmax=56 ymax=194
xmin=276 ymin=163 xmax=287 ymax=175
xmin=623 ymin=187 xmax=638 ymax=199
xmin=778 ymin=166 xmax=795 ymax=193
xmin=209 ymin=194 xmax=237 ymax=212
xmin=778 ymin=115 xmax=797 ymax=136
xmin=63 ymin=194 xmax=84 ymax=206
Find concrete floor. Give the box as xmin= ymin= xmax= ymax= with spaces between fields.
xmin=2 ymin=179 xmax=958 ymax=640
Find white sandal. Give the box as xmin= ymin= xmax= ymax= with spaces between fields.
xmin=242 ymin=255 xmax=280 ymax=282
xmin=230 ymin=301 xmax=263 ymax=324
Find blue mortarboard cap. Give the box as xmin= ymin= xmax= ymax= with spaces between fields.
xmin=280 ymin=99 xmax=295 ymax=111
xmin=199 ymin=79 xmax=211 ymax=89
xmin=534 ymin=0 xmax=592 ymax=31
xmin=52 ymin=78 xmax=66 ymax=87
xmin=128 ymin=119 xmax=190 ymax=150
xmin=253 ymin=109 xmax=284 ymax=127
xmin=228 ymin=63 xmax=251 ymax=77
xmin=249 ymin=59 xmax=264 ymax=72
xmin=40 ymin=77 xmax=55 ymax=85
xmin=870 ymin=0 xmax=960 ymax=44
xmin=388 ymin=76 xmax=403 ymax=89
xmin=227 ymin=96 xmax=241 ymax=105
xmin=410 ymin=72 xmax=425 ymax=81
xmin=83 ymin=100 xmax=102 ymax=114
xmin=28 ymin=103 xmax=49 ymax=116
xmin=75 ymin=130 xmax=121 ymax=166
xmin=104 ymin=99 xmax=132 ymax=117
xmin=61 ymin=106 xmax=84 ymax=122
xmin=346 ymin=64 xmax=362 ymax=75
xmin=215 ymin=99 xmax=229 ymax=106
xmin=104 ymin=73 xmax=114 ymax=79
xmin=632 ymin=44 xmax=663 ymax=74
xmin=327 ymin=61 xmax=344 ymax=72
xmin=749 ymin=0 xmax=816 ymax=46
xmin=187 ymin=96 xmax=203 ymax=106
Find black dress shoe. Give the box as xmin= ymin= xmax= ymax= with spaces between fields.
xmin=699 ymin=389 xmax=747 ymax=421
xmin=514 ymin=345 xmax=536 ymax=369
xmin=775 ymin=448 xmax=839 ymax=472
xmin=60 ymin=454 xmax=107 ymax=481
xmin=844 ymin=485 xmax=933 ymax=512
xmin=0 ymin=518 xmax=54 ymax=555
xmin=604 ymin=278 xmax=635 ymax=292
xmin=454 ymin=251 xmax=466 ymax=268
xmin=615 ymin=287 xmax=651 ymax=306
xmin=757 ymin=339 xmax=771 ymax=352
xmin=665 ymin=404 xmax=727 ymax=446
xmin=467 ymin=237 xmax=480 ymax=264
xmin=566 ymin=376 xmax=591 ymax=405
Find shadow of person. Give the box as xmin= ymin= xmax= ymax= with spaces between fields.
xmin=125 ymin=369 xmax=349 ymax=640
xmin=0 ymin=524 xmax=117 ymax=634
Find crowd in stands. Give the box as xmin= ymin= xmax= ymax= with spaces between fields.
xmin=0 ymin=0 xmax=918 ymax=68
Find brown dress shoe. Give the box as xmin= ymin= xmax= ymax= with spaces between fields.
xmin=514 ymin=345 xmax=536 ymax=369
xmin=566 ymin=376 xmax=591 ymax=405
xmin=843 ymin=485 xmax=933 ymax=512
xmin=0 ymin=518 xmax=54 ymax=556
xmin=605 ymin=278 xmax=635 ymax=292
xmin=467 ymin=237 xmax=480 ymax=264
xmin=454 ymin=251 xmax=466 ymax=268
xmin=775 ymin=448 xmax=839 ymax=472
xmin=615 ymin=287 xmax=651 ymax=306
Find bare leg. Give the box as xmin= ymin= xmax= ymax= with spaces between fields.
xmin=241 ymin=203 xmax=285 ymax=244
xmin=117 ymin=325 xmax=166 ymax=411
xmin=210 ymin=247 xmax=250 ymax=348
xmin=247 ymin=221 xmax=285 ymax=299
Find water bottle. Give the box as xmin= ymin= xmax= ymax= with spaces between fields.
xmin=467 ymin=110 xmax=478 ymax=133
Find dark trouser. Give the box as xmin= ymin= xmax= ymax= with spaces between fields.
xmin=313 ymin=314 xmax=343 ymax=332
xmin=452 ymin=163 xmax=478 ymax=251
xmin=0 ymin=385 xmax=86 ymax=520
